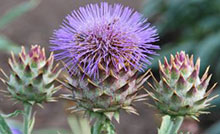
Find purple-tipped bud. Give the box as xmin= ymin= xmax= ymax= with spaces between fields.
xmin=0 ymin=45 xmax=61 ymax=104
xmin=148 ymin=51 xmax=217 ymax=119
xmin=29 ymin=45 xmax=46 ymax=62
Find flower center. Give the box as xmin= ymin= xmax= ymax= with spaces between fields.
xmin=73 ymin=19 xmax=138 ymax=73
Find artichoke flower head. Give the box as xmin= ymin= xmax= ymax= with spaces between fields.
xmin=51 ymin=2 xmax=160 ymax=121
xmin=0 ymin=45 xmax=61 ymax=105
xmin=147 ymin=51 xmax=217 ymax=120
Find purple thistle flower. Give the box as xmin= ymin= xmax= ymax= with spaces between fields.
xmin=50 ymin=2 xmax=160 ymax=79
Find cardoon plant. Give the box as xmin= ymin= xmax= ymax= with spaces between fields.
xmin=146 ymin=51 xmax=218 ymax=134
xmin=50 ymin=2 xmax=159 ymax=134
xmin=0 ymin=45 xmax=61 ymax=134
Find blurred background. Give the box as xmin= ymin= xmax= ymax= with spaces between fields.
xmin=0 ymin=0 xmax=219 ymax=134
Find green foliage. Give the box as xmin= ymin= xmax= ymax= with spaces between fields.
xmin=0 ymin=115 xmax=12 ymax=134
xmin=142 ymin=0 xmax=220 ymax=81
xmin=90 ymin=113 xmax=115 ymax=134
xmin=0 ymin=111 xmax=23 ymax=134
xmin=1 ymin=110 xmax=23 ymax=119
xmin=0 ymin=112 xmax=23 ymax=134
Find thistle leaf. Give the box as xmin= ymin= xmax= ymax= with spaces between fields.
xmin=1 ymin=110 xmax=23 ymax=118
xmin=0 ymin=114 xmax=12 ymax=134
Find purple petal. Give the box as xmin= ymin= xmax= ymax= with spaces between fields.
xmin=50 ymin=2 xmax=160 ymax=79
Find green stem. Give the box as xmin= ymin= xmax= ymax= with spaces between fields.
xmin=158 ymin=115 xmax=184 ymax=134
xmin=23 ymin=103 xmax=33 ymax=134
xmin=169 ymin=116 xmax=184 ymax=133
xmin=91 ymin=113 xmax=115 ymax=134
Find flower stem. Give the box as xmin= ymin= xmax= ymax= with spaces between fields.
xmin=23 ymin=103 xmax=32 ymax=134
xmin=158 ymin=115 xmax=184 ymax=134
xmin=91 ymin=113 xmax=115 ymax=134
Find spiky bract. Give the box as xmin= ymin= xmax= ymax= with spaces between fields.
xmin=147 ymin=51 xmax=217 ymax=119
xmin=62 ymin=64 xmax=149 ymax=121
xmin=0 ymin=45 xmax=61 ymax=104
xmin=51 ymin=2 xmax=159 ymax=79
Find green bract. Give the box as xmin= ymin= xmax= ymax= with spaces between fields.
xmin=0 ymin=45 xmax=61 ymax=104
xmin=147 ymin=51 xmax=217 ymax=119
xmin=61 ymin=64 xmax=150 ymax=121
